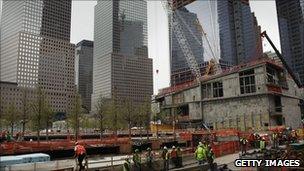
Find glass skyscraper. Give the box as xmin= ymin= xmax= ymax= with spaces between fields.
xmin=218 ymin=0 xmax=262 ymax=65
xmin=75 ymin=40 xmax=93 ymax=113
xmin=92 ymin=0 xmax=153 ymax=110
xmin=0 ymin=0 xmax=75 ymax=112
xmin=276 ymin=0 xmax=304 ymax=84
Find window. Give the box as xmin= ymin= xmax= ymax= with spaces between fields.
xmin=239 ymin=69 xmax=256 ymax=94
xmin=266 ymin=66 xmax=278 ymax=84
xmin=213 ymin=81 xmax=223 ymax=98
xmin=202 ymin=83 xmax=212 ymax=99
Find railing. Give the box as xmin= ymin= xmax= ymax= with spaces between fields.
xmin=3 ymin=148 xmax=196 ymax=171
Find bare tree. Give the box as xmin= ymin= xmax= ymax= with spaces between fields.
xmin=67 ymin=93 xmax=83 ymax=141
xmin=95 ymin=95 xmax=108 ymax=140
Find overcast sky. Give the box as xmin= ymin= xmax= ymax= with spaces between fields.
xmin=71 ymin=0 xmax=281 ymax=94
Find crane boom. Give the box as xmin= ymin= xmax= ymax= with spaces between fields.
xmin=261 ymin=31 xmax=302 ymax=87
xmin=161 ymin=0 xmax=201 ymax=82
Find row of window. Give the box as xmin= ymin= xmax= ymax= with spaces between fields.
xmin=201 ymin=69 xmax=257 ymax=99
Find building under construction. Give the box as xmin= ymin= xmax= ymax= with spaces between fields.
xmin=153 ymin=56 xmax=304 ymax=131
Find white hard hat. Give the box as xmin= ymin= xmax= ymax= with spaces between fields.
xmin=164 ymin=146 xmax=167 ymax=150
xmin=172 ymin=146 xmax=176 ymax=149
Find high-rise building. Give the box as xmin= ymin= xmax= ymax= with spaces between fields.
xmin=92 ymin=0 xmax=153 ymax=111
xmin=170 ymin=7 xmax=204 ymax=86
xmin=0 ymin=0 xmax=75 ymax=112
xmin=276 ymin=0 xmax=304 ymax=84
xmin=218 ymin=0 xmax=263 ymax=65
xmin=75 ymin=40 xmax=93 ymax=113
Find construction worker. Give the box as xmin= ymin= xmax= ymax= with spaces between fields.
xmin=239 ymin=137 xmax=248 ymax=155
xmin=170 ymin=146 xmax=177 ymax=168
xmin=272 ymin=132 xmax=278 ymax=148
xmin=74 ymin=142 xmax=87 ymax=171
xmin=162 ymin=146 xmax=169 ymax=171
xmin=176 ymin=146 xmax=183 ymax=168
xmin=259 ymin=137 xmax=266 ymax=152
xmin=195 ymin=142 xmax=206 ymax=165
xmin=146 ymin=147 xmax=154 ymax=169
xmin=133 ymin=149 xmax=141 ymax=171
xmin=206 ymin=145 xmax=215 ymax=171
xmin=123 ymin=158 xmax=131 ymax=171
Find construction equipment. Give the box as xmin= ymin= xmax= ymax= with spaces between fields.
xmin=261 ymin=31 xmax=302 ymax=87
xmin=194 ymin=18 xmax=222 ymax=76
xmin=161 ymin=0 xmax=201 ymax=82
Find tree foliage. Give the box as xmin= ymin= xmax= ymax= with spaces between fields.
xmin=95 ymin=95 xmax=108 ymax=139
xmin=67 ymin=93 xmax=83 ymax=141
xmin=3 ymin=102 xmax=20 ymax=135
xmin=30 ymin=87 xmax=52 ymax=142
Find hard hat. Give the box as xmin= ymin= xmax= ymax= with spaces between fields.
xmin=172 ymin=146 xmax=176 ymax=149
xmin=135 ymin=149 xmax=139 ymax=153
xmin=147 ymin=147 xmax=151 ymax=151
xmin=163 ymin=146 xmax=167 ymax=150
xmin=199 ymin=142 xmax=203 ymax=146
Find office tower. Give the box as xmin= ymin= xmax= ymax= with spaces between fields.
xmin=170 ymin=7 xmax=204 ymax=85
xmin=218 ymin=0 xmax=263 ymax=65
xmin=0 ymin=0 xmax=75 ymax=112
xmin=75 ymin=40 xmax=93 ymax=113
xmin=92 ymin=0 xmax=153 ymax=111
xmin=276 ymin=0 xmax=304 ymax=84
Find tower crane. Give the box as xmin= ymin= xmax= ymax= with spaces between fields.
xmin=161 ymin=0 xmax=221 ymax=83
xmin=161 ymin=0 xmax=201 ymax=83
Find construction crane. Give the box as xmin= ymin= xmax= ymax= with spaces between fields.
xmin=161 ymin=0 xmax=213 ymax=132
xmin=194 ymin=18 xmax=222 ymax=76
xmin=161 ymin=0 xmax=201 ymax=82
xmin=261 ymin=31 xmax=302 ymax=87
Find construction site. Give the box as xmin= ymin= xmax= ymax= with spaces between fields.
xmin=1 ymin=0 xmax=304 ymax=171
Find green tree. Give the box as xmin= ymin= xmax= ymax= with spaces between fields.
xmin=20 ymin=88 xmax=30 ymax=137
xmin=3 ymin=102 xmax=20 ymax=135
xmin=139 ymin=98 xmax=152 ymax=140
xmin=43 ymin=101 xmax=54 ymax=141
xmin=68 ymin=93 xmax=83 ymax=141
xmin=121 ymin=98 xmax=136 ymax=141
xmin=95 ymin=95 xmax=108 ymax=139
xmin=104 ymin=98 xmax=122 ymax=136
xmin=30 ymin=87 xmax=48 ymax=143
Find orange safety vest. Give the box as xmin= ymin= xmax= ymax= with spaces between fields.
xmin=75 ymin=145 xmax=86 ymax=156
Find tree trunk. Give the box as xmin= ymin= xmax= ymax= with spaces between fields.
xmin=46 ymin=120 xmax=49 ymax=141
xmin=37 ymin=130 xmax=40 ymax=143
xmin=128 ymin=122 xmax=131 ymax=141
xmin=22 ymin=121 xmax=26 ymax=138
xmin=156 ymin=123 xmax=159 ymax=139
xmin=146 ymin=124 xmax=149 ymax=140
xmin=10 ymin=123 xmax=14 ymax=136
xmin=99 ymin=120 xmax=103 ymax=140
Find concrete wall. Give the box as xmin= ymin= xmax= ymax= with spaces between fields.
xmin=189 ymin=102 xmax=202 ymax=120
xmin=282 ymin=96 xmax=302 ymax=128
xmin=202 ymin=95 xmax=270 ymax=131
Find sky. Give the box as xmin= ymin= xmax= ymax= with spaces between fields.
xmin=70 ymin=0 xmax=281 ymax=94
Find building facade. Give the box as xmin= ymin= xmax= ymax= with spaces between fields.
xmin=75 ymin=40 xmax=93 ymax=113
xmin=0 ymin=0 xmax=75 ymax=113
xmin=92 ymin=0 xmax=153 ymax=111
xmin=218 ymin=0 xmax=263 ymax=65
xmin=276 ymin=0 xmax=304 ymax=84
xmin=155 ymin=58 xmax=303 ymax=130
